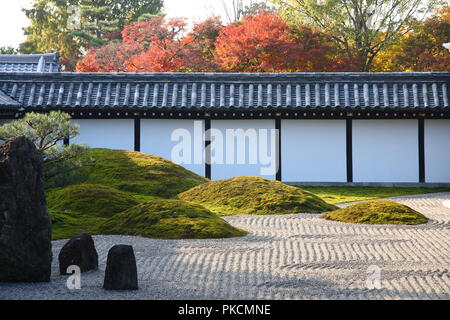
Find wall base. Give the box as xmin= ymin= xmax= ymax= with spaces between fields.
xmin=285 ymin=182 xmax=450 ymax=188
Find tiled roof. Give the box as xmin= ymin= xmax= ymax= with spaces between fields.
xmin=0 ymin=89 xmax=19 ymax=106
xmin=0 ymin=53 xmax=60 ymax=73
xmin=0 ymin=72 xmax=449 ymax=111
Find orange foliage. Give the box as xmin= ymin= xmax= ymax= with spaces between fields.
xmin=214 ymin=13 xmax=340 ymax=72
xmin=126 ymin=17 xmax=223 ymax=72
xmin=374 ymin=6 xmax=450 ymax=72
xmin=76 ymin=42 xmax=143 ymax=72
xmin=76 ymin=14 xmax=349 ymax=73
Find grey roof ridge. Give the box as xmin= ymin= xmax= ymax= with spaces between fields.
xmin=0 ymin=71 xmax=449 ymax=82
xmin=0 ymin=88 xmax=20 ymax=106
xmin=0 ymin=52 xmax=59 ymax=62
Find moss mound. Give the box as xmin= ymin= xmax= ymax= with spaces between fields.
xmin=178 ymin=176 xmax=338 ymax=216
xmin=99 ymin=199 xmax=246 ymax=239
xmin=75 ymin=148 xmax=208 ymax=198
xmin=47 ymin=184 xmax=139 ymax=217
xmin=321 ymin=200 xmax=428 ymax=225
xmin=50 ymin=211 xmax=106 ymax=240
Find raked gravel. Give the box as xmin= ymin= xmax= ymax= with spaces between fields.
xmin=1 ymin=192 xmax=449 ymax=300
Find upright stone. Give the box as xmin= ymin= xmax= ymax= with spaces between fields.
xmin=0 ymin=137 xmax=52 ymax=282
xmin=59 ymin=233 xmax=98 ymax=275
xmin=103 ymin=245 xmax=138 ymax=290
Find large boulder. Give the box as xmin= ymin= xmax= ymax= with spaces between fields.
xmin=59 ymin=233 xmax=98 ymax=275
xmin=103 ymin=245 xmax=138 ymax=290
xmin=0 ymin=137 xmax=52 ymax=282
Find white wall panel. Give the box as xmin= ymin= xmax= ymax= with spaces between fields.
xmin=353 ymin=120 xmax=419 ymax=182
xmin=281 ymin=120 xmax=347 ymax=182
xmin=71 ymin=119 xmax=134 ymax=150
xmin=211 ymin=120 xmax=276 ymax=180
xmin=425 ymin=120 xmax=450 ymax=183
xmin=140 ymin=119 xmax=205 ymax=177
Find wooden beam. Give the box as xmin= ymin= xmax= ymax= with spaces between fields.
xmin=134 ymin=117 xmax=141 ymax=152
xmin=418 ymin=118 xmax=425 ymax=183
xmin=276 ymin=118 xmax=282 ymax=181
xmin=346 ymin=119 xmax=353 ymax=183
xmin=205 ymin=119 xmax=211 ymax=180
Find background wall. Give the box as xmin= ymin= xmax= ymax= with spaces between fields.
xmin=211 ymin=120 xmax=276 ymax=180
xmin=281 ymin=120 xmax=347 ymax=182
xmin=425 ymin=119 xmax=450 ymax=183
xmin=353 ymin=120 xmax=419 ymax=183
xmin=141 ymin=119 xmax=205 ymax=177
xmin=66 ymin=117 xmax=450 ymax=184
xmin=71 ymin=119 xmax=134 ymax=150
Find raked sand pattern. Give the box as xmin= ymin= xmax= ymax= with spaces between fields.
xmin=1 ymin=193 xmax=449 ymax=300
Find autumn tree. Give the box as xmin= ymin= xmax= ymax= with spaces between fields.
xmin=78 ymin=16 xmax=223 ymax=72
xmin=374 ymin=6 xmax=450 ymax=71
xmin=122 ymin=16 xmax=186 ymax=48
xmin=214 ymin=13 xmax=342 ymax=72
xmin=272 ymin=0 xmax=442 ymax=71
xmin=76 ymin=42 xmax=144 ymax=72
xmin=76 ymin=13 xmax=363 ymax=73
xmin=119 ymin=17 xmax=188 ymax=72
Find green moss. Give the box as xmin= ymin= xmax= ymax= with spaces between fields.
xmin=46 ymin=184 xmax=139 ymax=217
xmin=179 ymin=176 xmax=338 ymax=216
xmin=300 ymin=186 xmax=450 ymax=204
xmin=71 ymin=148 xmax=208 ymax=198
xmin=321 ymin=200 xmax=428 ymax=225
xmin=99 ymin=199 xmax=247 ymax=239
xmin=50 ymin=211 xmax=108 ymax=240
xmin=46 ymin=178 xmax=244 ymax=240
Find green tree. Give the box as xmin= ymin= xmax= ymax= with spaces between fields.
xmin=0 ymin=111 xmax=90 ymax=187
xmin=20 ymin=0 xmax=164 ymax=70
xmin=272 ymin=0 xmax=443 ymax=71
xmin=73 ymin=1 xmax=121 ymax=47
xmin=0 ymin=47 xmax=18 ymax=54
xmin=20 ymin=0 xmax=82 ymax=71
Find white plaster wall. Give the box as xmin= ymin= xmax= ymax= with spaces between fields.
xmin=140 ymin=119 xmax=205 ymax=177
xmin=71 ymin=119 xmax=134 ymax=150
xmin=425 ymin=120 xmax=450 ymax=183
xmin=211 ymin=120 xmax=276 ymax=180
xmin=353 ymin=120 xmax=419 ymax=183
xmin=281 ymin=120 xmax=347 ymax=182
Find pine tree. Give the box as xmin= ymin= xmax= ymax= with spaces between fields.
xmin=73 ymin=1 xmax=121 ymax=47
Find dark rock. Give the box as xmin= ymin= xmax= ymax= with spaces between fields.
xmin=0 ymin=137 xmax=52 ymax=282
xmin=59 ymin=233 xmax=98 ymax=275
xmin=103 ymin=245 xmax=138 ymax=290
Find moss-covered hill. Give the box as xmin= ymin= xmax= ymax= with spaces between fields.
xmin=99 ymin=199 xmax=246 ymax=239
xmin=47 ymin=184 xmax=139 ymax=217
xmin=321 ymin=200 xmax=428 ymax=225
xmin=47 ymin=149 xmax=243 ymax=240
xmin=178 ymin=176 xmax=338 ymax=216
xmin=69 ymin=148 xmax=208 ymax=198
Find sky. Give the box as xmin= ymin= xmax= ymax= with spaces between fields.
xmin=0 ymin=0 xmax=234 ymax=48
